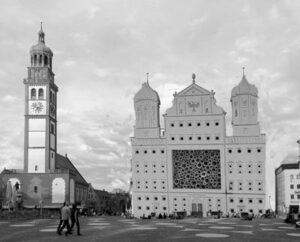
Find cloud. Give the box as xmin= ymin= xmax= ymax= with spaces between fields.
xmin=235 ymin=37 xmax=261 ymax=55
xmin=1 ymin=95 xmax=20 ymax=104
xmin=94 ymin=68 xmax=110 ymax=78
xmin=62 ymin=60 xmax=75 ymax=67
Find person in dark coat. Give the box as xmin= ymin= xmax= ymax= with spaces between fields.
xmin=70 ymin=203 xmax=82 ymax=236
xmin=57 ymin=202 xmax=65 ymax=234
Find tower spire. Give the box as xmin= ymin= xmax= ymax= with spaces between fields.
xmin=146 ymin=72 xmax=149 ymax=84
xmin=242 ymin=67 xmax=245 ymax=76
xmin=38 ymin=21 xmax=45 ymax=44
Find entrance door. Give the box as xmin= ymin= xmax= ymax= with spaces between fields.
xmin=191 ymin=203 xmax=203 ymax=217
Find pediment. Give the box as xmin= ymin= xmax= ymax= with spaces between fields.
xmin=176 ymin=83 xmax=211 ymax=97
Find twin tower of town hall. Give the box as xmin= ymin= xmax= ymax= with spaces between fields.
xmin=131 ymin=73 xmax=266 ymax=217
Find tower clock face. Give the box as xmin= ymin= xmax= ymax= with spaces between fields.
xmin=30 ymin=101 xmax=44 ymax=114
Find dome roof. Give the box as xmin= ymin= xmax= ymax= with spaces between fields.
xmin=30 ymin=42 xmax=53 ymax=56
xmin=134 ymin=82 xmax=160 ymax=103
xmin=231 ymin=74 xmax=258 ymax=97
xmin=30 ymin=24 xmax=53 ymax=56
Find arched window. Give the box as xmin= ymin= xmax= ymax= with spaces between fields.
xmin=38 ymin=88 xmax=44 ymax=99
xmin=44 ymin=56 xmax=48 ymax=66
xmin=31 ymin=88 xmax=36 ymax=100
xmin=52 ymin=178 xmax=65 ymax=203
xmin=39 ymin=55 xmax=42 ymax=66
xmin=34 ymin=55 xmax=37 ymax=66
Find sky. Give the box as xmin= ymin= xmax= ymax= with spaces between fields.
xmin=0 ymin=0 xmax=300 ymax=206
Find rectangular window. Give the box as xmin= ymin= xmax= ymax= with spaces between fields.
xmin=291 ymin=194 xmax=294 ymax=199
xmin=297 ymin=194 xmax=300 ymax=199
xmin=50 ymin=123 xmax=55 ymax=134
xmin=290 ymin=184 xmax=294 ymax=189
xmin=297 ymin=184 xmax=300 ymax=189
xmin=35 ymin=165 xmax=38 ymax=171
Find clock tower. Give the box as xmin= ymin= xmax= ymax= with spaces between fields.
xmin=24 ymin=24 xmax=58 ymax=173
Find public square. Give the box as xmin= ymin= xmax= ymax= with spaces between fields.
xmin=0 ymin=216 xmax=300 ymax=242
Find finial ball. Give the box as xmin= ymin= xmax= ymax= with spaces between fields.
xmin=192 ymin=73 xmax=196 ymax=80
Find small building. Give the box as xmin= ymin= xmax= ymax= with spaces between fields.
xmin=94 ymin=189 xmax=111 ymax=214
xmin=0 ymin=154 xmax=88 ymax=208
xmin=275 ymin=144 xmax=300 ymax=215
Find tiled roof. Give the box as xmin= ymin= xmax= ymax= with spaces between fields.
xmin=55 ymin=153 xmax=88 ymax=185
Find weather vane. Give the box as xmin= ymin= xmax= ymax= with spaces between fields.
xmin=242 ymin=67 xmax=245 ymax=76
xmin=146 ymin=72 xmax=149 ymax=83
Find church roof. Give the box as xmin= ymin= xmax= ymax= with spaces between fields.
xmin=134 ymin=82 xmax=160 ymax=104
xmin=231 ymin=74 xmax=258 ymax=97
xmin=55 ymin=153 xmax=88 ymax=185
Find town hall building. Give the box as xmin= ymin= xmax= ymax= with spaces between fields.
xmin=131 ymin=72 xmax=266 ymax=217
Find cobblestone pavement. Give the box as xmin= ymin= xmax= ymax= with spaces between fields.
xmin=0 ymin=216 xmax=299 ymax=242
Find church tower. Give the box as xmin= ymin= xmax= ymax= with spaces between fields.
xmin=24 ymin=24 xmax=58 ymax=173
xmin=133 ymin=75 xmax=161 ymax=138
xmin=231 ymin=69 xmax=260 ymax=136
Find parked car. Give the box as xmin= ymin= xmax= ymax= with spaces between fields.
xmin=170 ymin=211 xmax=186 ymax=219
xmin=261 ymin=209 xmax=275 ymax=219
xmin=240 ymin=212 xmax=253 ymax=220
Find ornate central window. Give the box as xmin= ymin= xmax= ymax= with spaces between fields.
xmin=172 ymin=149 xmax=221 ymax=189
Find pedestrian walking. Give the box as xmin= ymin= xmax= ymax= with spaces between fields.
xmin=58 ymin=202 xmax=72 ymax=236
xmin=70 ymin=204 xmax=82 ymax=236
xmin=56 ymin=202 xmax=65 ymax=234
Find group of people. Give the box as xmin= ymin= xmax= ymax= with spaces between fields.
xmin=57 ymin=202 xmax=81 ymax=236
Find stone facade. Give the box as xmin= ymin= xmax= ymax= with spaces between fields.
xmin=131 ymin=73 xmax=266 ymax=217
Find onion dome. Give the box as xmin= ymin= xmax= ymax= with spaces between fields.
xmin=231 ymin=70 xmax=258 ymax=97
xmin=134 ymin=81 xmax=160 ymax=104
xmin=30 ymin=23 xmax=53 ymax=56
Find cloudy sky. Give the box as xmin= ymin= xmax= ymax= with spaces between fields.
xmin=0 ymin=0 xmax=300 ymax=205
